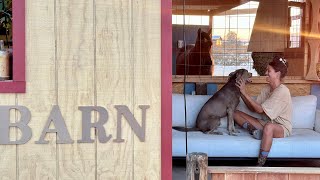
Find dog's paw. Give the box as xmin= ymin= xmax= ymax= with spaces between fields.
xmin=214 ymin=131 xmax=223 ymax=135
xmin=228 ymin=132 xmax=238 ymax=136
xmin=205 ymin=130 xmax=223 ymax=135
xmin=233 ymin=129 xmax=240 ymax=133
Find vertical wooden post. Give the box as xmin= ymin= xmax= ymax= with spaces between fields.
xmin=187 ymin=152 xmax=208 ymax=180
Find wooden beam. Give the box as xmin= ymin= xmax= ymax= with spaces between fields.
xmin=172 ymin=8 xmax=258 ymax=16
xmin=172 ymin=8 xmax=235 ymax=16
xmin=288 ymin=1 xmax=306 ymax=8
xmin=172 ymin=0 xmax=252 ymax=16
xmin=172 ymin=75 xmax=316 ymax=84
xmin=172 ymin=9 xmax=214 ymax=16
xmin=172 ymin=0 xmax=241 ymax=6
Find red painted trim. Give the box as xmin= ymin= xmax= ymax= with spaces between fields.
xmin=0 ymin=0 xmax=26 ymax=93
xmin=161 ymin=0 xmax=172 ymax=180
xmin=13 ymin=0 xmax=25 ymax=82
xmin=0 ymin=81 xmax=25 ymax=93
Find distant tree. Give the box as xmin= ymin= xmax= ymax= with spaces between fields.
xmin=226 ymin=31 xmax=237 ymax=42
xmin=212 ymin=31 xmax=251 ymax=67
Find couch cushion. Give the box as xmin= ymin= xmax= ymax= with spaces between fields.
xmin=172 ymin=128 xmax=320 ymax=158
xmin=316 ymin=110 xmax=320 ymax=133
xmin=291 ymin=95 xmax=317 ymax=129
xmin=172 ymin=94 xmax=211 ymax=127
xmin=172 ymin=94 xmax=263 ymax=128
xmin=172 ymin=94 xmax=317 ymax=129
xmin=236 ymin=95 xmax=317 ymax=129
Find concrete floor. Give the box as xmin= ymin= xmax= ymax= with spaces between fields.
xmin=172 ymin=158 xmax=320 ymax=180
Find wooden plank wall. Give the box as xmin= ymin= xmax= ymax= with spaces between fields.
xmin=0 ymin=0 xmax=161 ymax=179
xmin=210 ymin=167 xmax=320 ymax=180
xmin=212 ymin=173 xmax=320 ymax=180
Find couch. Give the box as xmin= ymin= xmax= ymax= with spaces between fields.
xmin=172 ymin=94 xmax=320 ymax=158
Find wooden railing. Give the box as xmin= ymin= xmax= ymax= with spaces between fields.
xmin=208 ymin=166 xmax=320 ymax=180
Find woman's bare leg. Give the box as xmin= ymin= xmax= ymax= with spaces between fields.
xmin=233 ymin=110 xmax=263 ymax=130
xmin=257 ymin=123 xmax=284 ymax=166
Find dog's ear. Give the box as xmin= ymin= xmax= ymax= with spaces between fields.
xmin=198 ymin=28 xmax=202 ymax=35
xmin=196 ymin=28 xmax=202 ymax=42
xmin=228 ymin=70 xmax=236 ymax=77
xmin=228 ymin=70 xmax=237 ymax=81
xmin=207 ymin=28 xmax=212 ymax=37
xmin=228 ymin=70 xmax=243 ymax=82
xmin=235 ymin=70 xmax=244 ymax=82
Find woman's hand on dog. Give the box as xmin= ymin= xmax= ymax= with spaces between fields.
xmin=235 ymin=78 xmax=246 ymax=94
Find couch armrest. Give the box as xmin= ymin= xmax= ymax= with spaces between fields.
xmin=315 ymin=110 xmax=320 ymax=133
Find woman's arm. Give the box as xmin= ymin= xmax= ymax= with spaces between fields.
xmin=236 ymin=78 xmax=264 ymax=114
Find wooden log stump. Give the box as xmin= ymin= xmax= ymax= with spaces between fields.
xmin=187 ymin=152 xmax=208 ymax=180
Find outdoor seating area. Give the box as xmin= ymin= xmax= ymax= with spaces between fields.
xmin=172 ymin=93 xmax=320 ymax=159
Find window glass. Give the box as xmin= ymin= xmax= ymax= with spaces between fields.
xmin=213 ymin=2 xmax=259 ymax=76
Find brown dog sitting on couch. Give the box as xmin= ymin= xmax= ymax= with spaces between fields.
xmin=173 ymin=69 xmax=252 ymax=135
xmin=176 ymin=28 xmax=213 ymax=75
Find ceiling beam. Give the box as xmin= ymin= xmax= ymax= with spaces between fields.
xmin=172 ymin=0 xmax=253 ymax=16
xmin=172 ymin=8 xmax=258 ymax=16
xmin=172 ymin=0 xmax=241 ymax=6
xmin=172 ymin=5 xmax=235 ymax=16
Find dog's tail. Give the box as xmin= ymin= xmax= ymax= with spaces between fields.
xmin=172 ymin=126 xmax=199 ymax=132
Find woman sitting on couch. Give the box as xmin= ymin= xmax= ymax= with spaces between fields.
xmin=233 ymin=56 xmax=292 ymax=167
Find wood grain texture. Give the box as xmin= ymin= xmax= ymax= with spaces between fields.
xmin=0 ymin=0 xmax=318 ymax=179
xmin=248 ymin=0 xmax=288 ymax=52
xmin=95 ymin=0 xmax=134 ymax=179
xmin=172 ymin=76 xmax=315 ymax=84
xmin=256 ymin=173 xmax=289 ymax=180
xmin=211 ymin=173 xmax=225 ymax=180
xmin=173 ymin=82 xmax=311 ymax=96
xmin=225 ymin=173 xmax=256 ymax=180
xmin=210 ymin=173 xmax=320 ymax=180
xmin=289 ymin=174 xmax=320 ymax=180
xmin=56 ymin=0 xmax=96 ymax=179
xmin=303 ymin=0 xmax=311 ymax=77
xmin=17 ymin=0 xmax=56 ymax=179
xmin=0 ymin=95 xmax=16 ymax=180
xmin=208 ymin=167 xmax=320 ymax=174
xmin=132 ymin=0 xmax=161 ymax=179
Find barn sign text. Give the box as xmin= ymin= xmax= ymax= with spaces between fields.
xmin=0 ymin=105 xmax=149 ymax=145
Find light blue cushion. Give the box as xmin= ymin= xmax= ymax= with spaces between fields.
xmin=172 ymin=94 xmax=320 ymax=158
xmin=311 ymin=84 xmax=320 ymax=109
xmin=172 ymin=94 xmax=210 ymax=127
xmin=172 ymin=94 xmax=317 ymax=129
xmin=291 ymin=95 xmax=317 ymax=129
xmin=172 ymin=128 xmax=320 ymax=158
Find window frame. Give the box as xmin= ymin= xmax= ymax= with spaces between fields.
xmin=161 ymin=0 xmax=172 ymax=180
xmin=0 ymin=0 xmax=26 ymax=93
xmin=287 ymin=1 xmax=306 ymax=49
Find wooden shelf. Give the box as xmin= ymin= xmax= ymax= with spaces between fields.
xmin=172 ymin=75 xmax=320 ymax=84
